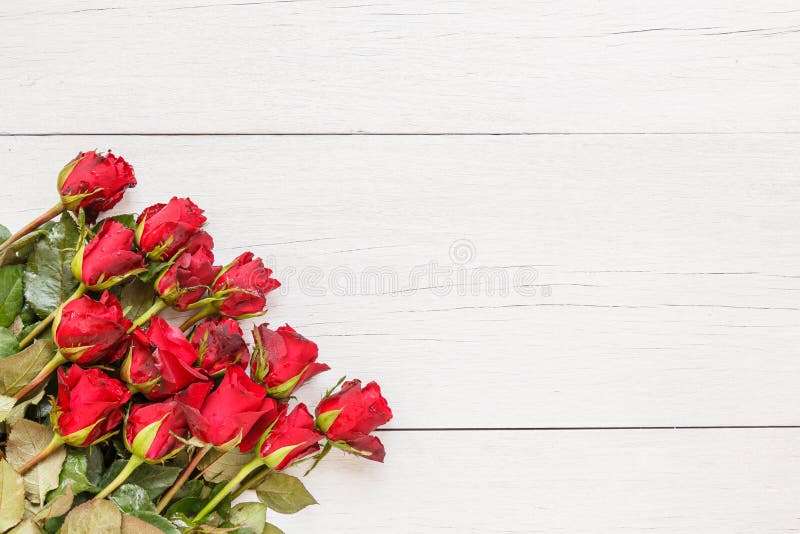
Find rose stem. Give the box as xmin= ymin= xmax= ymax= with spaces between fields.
xmin=18 ymin=283 xmax=87 ymax=349
xmin=155 ymin=444 xmax=213 ymax=513
xmin=0 ymin=202 xmax=64 ymax=254
xmin=230 ymin=466 xmax=273 ymax=500
xmin=127 ymin=299 xmax=169 ymax=334
xmin=94 ymin=455 xmax=145 ymax=500
xmin=180 ymin=304 xmax=217 ymax=331
xmin=13 ymin=352 xmax=68 ymax=400
xmin=192 ymin=457 xmax=262 ymax=523
xmin=17 ymin=433 xmax=65 ymax=474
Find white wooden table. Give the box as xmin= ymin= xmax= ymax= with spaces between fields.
xmin=2 ymin=2 xmax=800 ymax=532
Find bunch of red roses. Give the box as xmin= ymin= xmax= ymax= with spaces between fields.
xmin=0 ymin=151 xmax=391 ymax=533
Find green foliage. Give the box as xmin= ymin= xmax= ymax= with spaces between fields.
xmin=0 ymin=326 xmax=20 ymax=358
xmin=0 ymin=264 xmax=24 ymax=327
xmin=23 ymin=214 xmax=80 ymax=319
xmin=256 ymin=472 xmax=318 ymax=515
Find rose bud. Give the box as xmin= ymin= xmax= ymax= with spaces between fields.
xmin=124 ymin=383 xmax=208 ymax=461
xmin=54 ymin=292 xmax=131 ymax=365
xmin=211 ymin=252 xmax=280 ymax=319
xmin=72 ymin=219 xmax=146 ymax=291
xmin=51 ymin=365 xmax=131 ymax=447
xmin=251 ymin=323 xmax=329 ymax=398
xmin=121 ymin=317 xmax=207 ymax=400
xmin=58 ymin=150 xmax=136 ymax=222
xmin=315 ymin=380 xmax=393 ymax=462
xmin=190 ymin=317 xmax=250 ymax=376
xmin=156 ymin=245 xmax=219 ymax=310
xmin=181 ymin=367 xmax=279 ymax=452
xmin=258 ymin=403 xmax=323 ymax=470
xmin=135 ymin=197 xmax=207 ymax=260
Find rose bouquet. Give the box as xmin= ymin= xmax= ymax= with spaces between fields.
xmin=0 ymin=152 xmax=392 ymax=533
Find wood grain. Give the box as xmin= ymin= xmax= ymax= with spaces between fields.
xmin=1 ymin=1 xmax=799 ymax=133
xmin=2 ymin=134 xmax=797 ymax=428
xmin=269 ymin=429 xmax=800 ymax=533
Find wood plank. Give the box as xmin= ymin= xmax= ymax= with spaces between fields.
xmin=267 ymin=429 xmax=800 ymax=533
xmin=1 ymin=134 xmax=798 ymax=427
xmin=1 ymin=1 xmax=799 ymax=133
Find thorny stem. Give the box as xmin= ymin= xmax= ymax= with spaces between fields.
xmin=155 ymin=444 xmax=213 ymax=513
xmin=0 ymin=202 xmax=65 ymax=254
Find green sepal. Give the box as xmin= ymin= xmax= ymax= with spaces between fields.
xmin=266 ymin=366 xmax=308 ymax=399
xmin=260 ymin=444 xmax=302 ymax=470
xmin=315 ymin=409 xmax=342 ymax=434
xmin=126 ymin=416 xmax=167 ymax=459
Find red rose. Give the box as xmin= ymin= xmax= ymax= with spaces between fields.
xmin=211 ymin=252 xmax=280 ymax=319
xmin=72 ymin=219 xmax=146 ymax=290
xmin=181 ymin=367 xmax=279 ymax=452
xmin=54 ymin=292 xmax=131 ymax=365
xmin=58 ymin=151 xmax=136 ymax=222
xmin=190 ymin=317 xmax=250 ymax=376
xmin=251 ymin=323 xmax=329 ymax=398
xmin=136 ymin=197 xmax=207 ymax=260
xmin=52 ymin=365 xmax=131 ymax=447
xmin=156 ymin=245 xmax=219 ymax=310
xmin=121 ymin=317 xmax=207 ymax=400
xmin=258 ymin=404 xmax=323 ymax=470
xmin=124 ymin=383 xmax=208 ymax=461
xmin=315 ymin=380 xmax=392 ymax=463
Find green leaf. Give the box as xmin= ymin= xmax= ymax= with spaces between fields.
xmin=23 ymin=214 xmax=80 ymax=319
xmin=255 ymin=472 xmax=317 ymax=515
xmin=125 ymin=512 xmax=180 ymax=534
xmin=164 ymin=496 xmax=205 ymax=519
xmin=98 ymin=458 xmax=128 ymax=489
xmin=125 ymin=463 xmax=181 ymax=500
xmin=0 ymin=224 xmax=10 ymax=243
xmin=0 ymin=339 xmax=57 ymax=396
xmin=0 ymin=326 xmax=21 ymax=359
xmin=229 ymin=502 xmax=267 ymax=533
xmin=263 ymin=524 xmax=285 ymax=534
xmin=49 ymin=449 xmax=98 ymax=500
xmin=84 ymin=446 xmax=106 ymax=488
xmin=0 ymin=458 xmax=25 ymax=532
xmin=0 ymin=265 xmax=24 ymax=327
xmin=6 ymin=419 xmax=67 ymax=504
xmin=119 ymin=278 xmax=156 ymax=321
xmin=61 ymin=499 xmax=122 ymax=534
xmin=173 ymin=478 xmax=204 ymax=500
xmin=7 ymin=519 xmax=45 ymax=533
xmin=198 ymin=449 xmax=253 ymax=484
xmin=110 ymin=484 xmax=156 ymax=515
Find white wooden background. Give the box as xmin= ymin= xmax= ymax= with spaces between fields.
xmin=2 ymin=1 xmax=800 ymax=532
